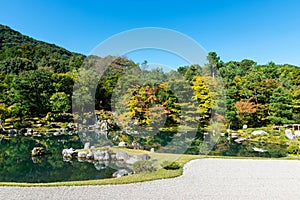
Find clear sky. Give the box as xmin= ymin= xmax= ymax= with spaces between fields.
xmin=1 ymin=0 xmax=300 ymax=68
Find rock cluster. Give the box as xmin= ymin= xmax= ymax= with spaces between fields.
xmin=61 ymin=147 xmax=153 ymax=178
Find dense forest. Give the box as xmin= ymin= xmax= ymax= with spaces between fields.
xmin=1 ymin=24 xmax=300 ymax=132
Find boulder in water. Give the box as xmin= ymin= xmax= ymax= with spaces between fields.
xmin=31 ymin=147 xmax=45 ymax=157
xmin=112 ymin=169 xmax=130 ymax=178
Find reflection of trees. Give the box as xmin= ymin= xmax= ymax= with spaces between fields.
xmin=0 ymin=135 xmax=115 ymax=183
xmin=209 ymin=138 xmax=287 ymax=158
xmin=77 ymin=130 xmax=113 ymax=148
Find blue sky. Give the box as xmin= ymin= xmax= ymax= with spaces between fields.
xmin=1 ymin=0 xmax=300 ymax=68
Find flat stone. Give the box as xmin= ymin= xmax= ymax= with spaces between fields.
xmin=252 ymin=130 xmax=268 ymax=136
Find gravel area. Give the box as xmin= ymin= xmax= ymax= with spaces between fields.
xmin=2 ymin=158 xmax=300 ymax=200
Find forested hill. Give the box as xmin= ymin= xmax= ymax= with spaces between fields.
xmin=0 ymin=24 xmax=85 ymax=73
xmin=0 ymin=24 xmax=138 ymax=122
xmin=1 ymin=24 xmax=300 ymax=130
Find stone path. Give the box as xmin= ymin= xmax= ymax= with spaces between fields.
xmin=2 ymin=158 xmax=300 ymax=199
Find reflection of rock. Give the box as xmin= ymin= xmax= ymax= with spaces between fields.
xmin=31 ymin=156 xmax=42 ymax=163
xmin=252 ymin=147 xmax=267 ymax=152
xmin=31 ymin=147 xmax=45 ymax=157
xmin=285 ymin=130 xmax=295 ymax=140
xmin=77 ymin=157 xmax=86 ymax=162
xmin=112 ymin=169 xmax=130 ymax=178
xmin=94 ymin=161 xmax=110 ymax=170
xmin=252 ymin=130 xmax=268 ymax=136
xmin=63 ymin=156 xmax=72 ymax=162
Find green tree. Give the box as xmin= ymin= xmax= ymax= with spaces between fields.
xmin=268 ymin=87 xmax=294 ymax=125
xmin=8 ymin=69 xmax=54 ymax=118
xmin=203 ymin=52 xmax=223 ymax=78
xmin=50 ymin=92 xmax=71 ymax=113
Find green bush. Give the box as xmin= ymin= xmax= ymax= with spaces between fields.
xmin=287 ymin=145 xmax=299 ymax=154
xmin=133 ymin=160 xmax=155 ymax=174
xmin=161 ymin=161 xmax=181 ymax=170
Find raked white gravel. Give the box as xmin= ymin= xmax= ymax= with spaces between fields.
xmin=2 ymin=158 xmax=300 ymax=200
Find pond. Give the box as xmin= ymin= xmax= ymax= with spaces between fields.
xmin=0 ymin=133 xmax=289 ymax=183
xmin=0 ymin=135 xmax=116 ymax=183
xmin=209 ymin=137 xmax=288 ymax=158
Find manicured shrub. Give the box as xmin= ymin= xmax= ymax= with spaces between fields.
xmin=161 ymin=161 xmax=181 ymax=170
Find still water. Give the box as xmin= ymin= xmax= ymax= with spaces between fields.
xmin=0 ymin=135 xmax=115 ymax=183
xmin=0 ymin=134 xmax=288 ymax=183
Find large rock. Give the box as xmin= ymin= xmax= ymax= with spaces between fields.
xmin=252 ymin=130 xmax=268 ymax=136
xmin=103 ymin=151 xmax=111 ymax=160
xmin=62 ymin=148 xmax=77 ymax=157
xmin=78 ymin=151 xmax=87 ymax=158
xmin=93 ymin=150 xmax=111 ymax=161
xmin=116 ymin=151 xmax=129 ymax=161
xmin=295 ymin=131 xmax=300 ymax=137
xmin=285 ymin=130 xmax=295 ymax=140
xmin=84 ymin=142 xmax=90 ymax=149
xmin=112 ymin=169 xmax=130 ymax=178
xmin=31 ymin=147 xmax=45 ymax=157
xmin=118 ymin=141 xmax=127 ymax=147
xmin=111 ymin=154 xmax=116 ymax=160
xmin=86 ymin=151 xmax=94 ymax=159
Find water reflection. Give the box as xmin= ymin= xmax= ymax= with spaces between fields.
xmin=0 ymin=132 xmax=289 ymax=183
xmin=0 ymin=134 xmax=115 ymax=183
xmin=209 ymin=137 xmax=288 ymax=158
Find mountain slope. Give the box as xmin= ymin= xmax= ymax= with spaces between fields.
xmin=0 ymin=24 xmax=85 ymax=73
